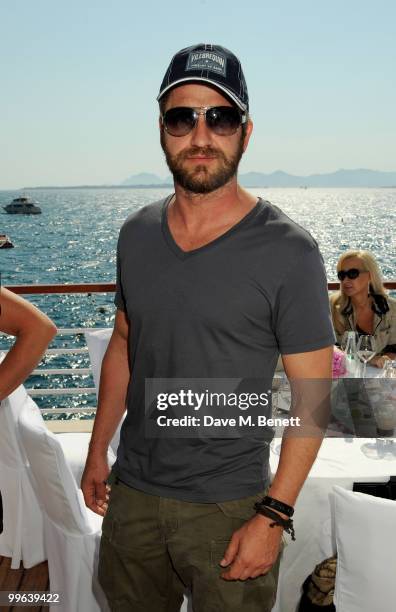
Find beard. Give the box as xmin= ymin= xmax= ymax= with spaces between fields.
xmin=160 ymin=130 xmax=245 ymax=194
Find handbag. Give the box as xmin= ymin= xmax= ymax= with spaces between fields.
xmin=297 ymin=555 xmax=337 ymax=611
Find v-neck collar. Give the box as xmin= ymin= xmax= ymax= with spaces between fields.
xmin=161 ymin=194 xmax=264 ymax=261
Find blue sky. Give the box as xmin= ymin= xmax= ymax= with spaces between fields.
xmin=1 ymin=0 xmax=395 ymax=188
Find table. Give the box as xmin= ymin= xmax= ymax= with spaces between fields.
xmin=270 ymin=437 xmax=396 ymax=612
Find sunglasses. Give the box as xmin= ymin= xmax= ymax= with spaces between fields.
xmin=161 ymin=106 xmax=247 ymax=137
xmin=337 ymin=268 xmax=368 ymax=281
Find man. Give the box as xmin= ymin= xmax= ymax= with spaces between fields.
xmin=82 ymin=44 xmax=334 ymax=612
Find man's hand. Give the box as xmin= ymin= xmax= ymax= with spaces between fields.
xmin=220 ymin=514 xmax=282 ymax=581
xmin=81 ymin=452 xmax=111 ymax=516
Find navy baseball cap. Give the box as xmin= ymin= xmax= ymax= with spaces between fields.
xmin=157 ymin=44 xmax=249 ymax=111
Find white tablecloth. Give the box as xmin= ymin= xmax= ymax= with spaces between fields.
xmin=270 ymin=437 xmax=396 ymax=612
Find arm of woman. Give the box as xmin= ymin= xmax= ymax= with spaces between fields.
xmin=372 ymin=302 xmax=396 ymax=366
xmin=0 ymin=288 xmax=57 ymax=400
xmin=372 ymin=350 xmax=396 ymax=368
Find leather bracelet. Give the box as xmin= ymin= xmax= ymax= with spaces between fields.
xmin=258 ymin=495 xmax=294 ymax=517
xmin=254 ymin=502 xmax=296 ymax=541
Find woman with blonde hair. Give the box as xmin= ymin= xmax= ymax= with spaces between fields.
xmin=330 ymin=249 xmax=396 ymax=368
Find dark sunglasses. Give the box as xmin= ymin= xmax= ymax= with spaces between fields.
xmin=161 ymin=106 xmax=247 ymax=137
xmin=337 ymin=268 xmax=368 ymax=281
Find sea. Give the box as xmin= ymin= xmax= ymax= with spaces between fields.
xmin=1 ymin=187 xmax=395 ymax=414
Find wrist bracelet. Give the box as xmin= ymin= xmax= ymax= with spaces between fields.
xmin=254 ymin=502 xmax=296 ymax=541
xmin=258 ymin=495 xmax=294 ymax=517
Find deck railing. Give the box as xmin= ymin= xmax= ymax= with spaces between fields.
xmin=28 ymin=326 xmax=100 ymax=414
xmin=4 ymin=281 xmax=396 ymax=295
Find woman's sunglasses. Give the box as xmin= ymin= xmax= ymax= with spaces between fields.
xmin=337 ymin=268 xmax=368 ymax=281
xmin=161 ymin=106 xmax=247 ymax=137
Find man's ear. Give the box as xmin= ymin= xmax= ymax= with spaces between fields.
xmin=242 ymin=118 xmax=253 ymax=152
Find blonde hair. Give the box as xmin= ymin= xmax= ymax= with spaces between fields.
xmin=330 ymin=250 xmax=387 ymax=335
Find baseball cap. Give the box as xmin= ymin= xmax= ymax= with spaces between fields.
xmin=157 ymin=44 xmax=249 ymax=112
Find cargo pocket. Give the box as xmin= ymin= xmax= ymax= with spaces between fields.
xmin=209 ymin=538 xmax=278 ymax=595
xmin=210 ymin=539 xmax=231 ymax=569
xmin=214 ymin=486 xmax=285 ymax=589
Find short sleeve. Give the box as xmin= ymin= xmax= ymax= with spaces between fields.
xmin=114 ymin=240 xmax=126 ymax=311
xmin=274 ymin=246 xmax=336 ymax=354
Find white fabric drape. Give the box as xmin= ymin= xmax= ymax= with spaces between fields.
xmin=0 ymin=378 xmax=46 ymax=568
xmin=18 ymin=395 xmax=109 ymax=612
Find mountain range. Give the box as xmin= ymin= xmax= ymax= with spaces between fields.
xmin=121 ymin=169 xmax=396 ymax=188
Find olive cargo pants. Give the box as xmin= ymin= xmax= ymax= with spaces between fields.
xmin=98 ymin=478 xmax=283 ymax=612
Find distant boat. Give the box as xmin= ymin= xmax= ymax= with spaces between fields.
xmin=0 ymin=234 xmax=14 ymax=248
xmin=4 ymin=196 xmax=42 ymax=214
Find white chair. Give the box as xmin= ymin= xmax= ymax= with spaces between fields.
xmin=84 ymin=328 xmax=126 ymax=455
xmin=0 ymin=382 xmax=46 ymax=569
xmin=0 ymin=351 xmax=115 ymax=569
xmin=18 ymin=394 xmax=109 ymax=612
xmin=332 ymin=485 xmax=396 ymax=612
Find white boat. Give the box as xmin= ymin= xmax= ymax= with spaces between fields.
xmin=3 ymin=196 xmax=42 ymax=214
xmin=0 ymin=234 xmax=14 ymax=248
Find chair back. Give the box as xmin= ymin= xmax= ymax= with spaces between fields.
xmin=0 ymin=358 xmax=46 ymax=567
xmin=18 ymin=396 xmax=92 ymax=535
xmin=85 ymin=328 xmax=126 ymax=454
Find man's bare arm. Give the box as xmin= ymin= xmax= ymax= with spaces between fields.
xmin=221 ymin=345 xmax=333 ymax=581
xmin=268 ymin=345 xmax=333 ymax=508
xmin=88 ymin=308 xmax=130 ymax=455
xmin=81 ymin=308 xmax=130 ymax=515
xmin=0 ymin=288 xmax=57 ymax=401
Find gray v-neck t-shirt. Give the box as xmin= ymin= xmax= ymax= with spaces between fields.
xmin=112 ymin=195 xmax=335 ymax=502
